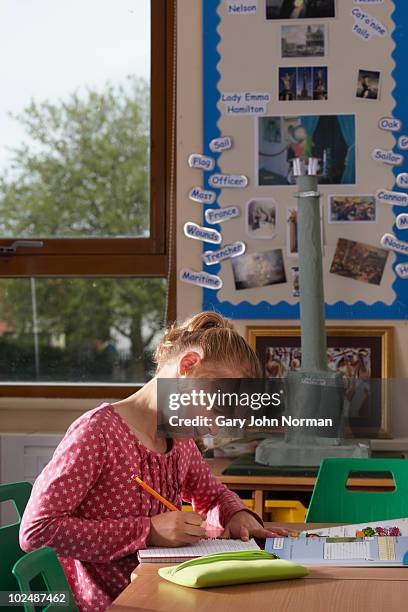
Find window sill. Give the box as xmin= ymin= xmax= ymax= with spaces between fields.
xmin=0 ymin=397 xmax=117 ymax=433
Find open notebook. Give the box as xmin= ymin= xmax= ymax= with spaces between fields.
xmin=138 ymin=538 xmax=260 ymax=563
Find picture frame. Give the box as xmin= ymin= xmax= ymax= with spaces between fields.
xmin=246 ymin=326 xmax=393 ymax=438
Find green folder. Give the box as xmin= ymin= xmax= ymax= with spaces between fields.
xmin=158 ymin=550 xmax=308 ymax=588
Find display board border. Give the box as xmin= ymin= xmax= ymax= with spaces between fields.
xmin=201 ymin=0 xmax=408 ymax=319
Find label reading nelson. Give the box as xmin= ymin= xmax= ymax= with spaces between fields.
xmin=183 ymin=222 xmax=222 ymax=244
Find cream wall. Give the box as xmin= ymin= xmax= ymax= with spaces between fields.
xmin=176 ymin=0 xmax=408 ymax=435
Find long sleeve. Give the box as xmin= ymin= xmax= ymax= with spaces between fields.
xmin=19 ymin=417 xmax=151 ymax=564
xmin=181 ymin=441 xmax=261 ymax=528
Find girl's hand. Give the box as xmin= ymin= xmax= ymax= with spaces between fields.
xmin=147 ymin=511 xmax=206 ymax=547
xmin=223 ymin=511 xmax=293 ymax=541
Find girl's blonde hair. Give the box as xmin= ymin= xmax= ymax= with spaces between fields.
xmin=154 ymin=312 xmax=262 ymax=377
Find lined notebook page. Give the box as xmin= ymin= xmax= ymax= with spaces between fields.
xmin=138 ymin=538 xmax=260 ymax=563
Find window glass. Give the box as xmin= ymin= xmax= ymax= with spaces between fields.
xmin=0 ymin=0 xmax=151 ymax=238
xmin=0 ymin=277 xmax=166 ymax=384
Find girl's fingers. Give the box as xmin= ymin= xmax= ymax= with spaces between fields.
xmin=184 ymin=523 xmax=207 ymax=537
xmin=240 ymin=525 xmax=250 ymax=542
xmin=183 ymin=512 xmax=205 ymax=526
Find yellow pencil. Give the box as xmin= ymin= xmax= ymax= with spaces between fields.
xmin=132 ymin=475 xmax=178 ymax=511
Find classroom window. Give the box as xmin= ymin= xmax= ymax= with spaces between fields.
xmin=0 ymin=0 xmax=175 ymax=396
xmin=0 ymin=277 xmax=166 ymax=385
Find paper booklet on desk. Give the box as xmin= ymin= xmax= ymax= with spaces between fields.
xmin=300 ymin=518 xmax=408 ymax=538
xmin=138 ymin=538 xmax=260 ymax=563
xmin=266 ymin=536 xmax=408 ymax=567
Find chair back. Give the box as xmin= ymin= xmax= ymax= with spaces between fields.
xmin=0 ymin=482 xmax=32 ymax=592
xmin=12 ymin=548 xmax=77 ymax=612
xmin=306 ymin=458 xmax=408 ymax=523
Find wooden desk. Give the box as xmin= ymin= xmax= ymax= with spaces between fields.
xmin=207 ymin=458 xmax=396 ymax=516
xmin=108 ymin=523 xmax=408 ymax=612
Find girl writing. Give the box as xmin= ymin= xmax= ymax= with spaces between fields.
xmin=20 ymin=312 xmax=288 ymax=611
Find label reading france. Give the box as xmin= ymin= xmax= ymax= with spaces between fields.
xmin=205 ymin=206 xmax=240 ymax=224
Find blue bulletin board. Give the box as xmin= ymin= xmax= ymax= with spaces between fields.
xmin=198 ymin=0 xmax=408 ymax=319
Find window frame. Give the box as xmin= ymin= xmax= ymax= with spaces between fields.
xmin=0 ymin=0 xmax=176 ymax=398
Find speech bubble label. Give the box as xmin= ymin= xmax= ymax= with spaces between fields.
xmin=380 ymin=233 xmax=408 ymax=255
xmin=208 ymin=174 xmax=248 ymax=189
xmin=371 ymin=149 xmax=404 ymax=166
xmin=188 ymin=187 xmax=217 ymax=204
xmin=376 ymin=190 xmax=408 ymax=207
xmin=183 ymin=222 xmax=222 ymax=244
xmin=378 ymin=117 xmax=403 ymax=132
xmin=209 ymin=136 xmax=233 ymax=152
xmin=202 ymin=241 xmax=246 ymax=265
xmin=396 ymin=214 xmax=408 ymax=230
xmin=396 ymin=174 xmax=408 ymax=189
xmin=180 ymin=269 xmax=223 ymax=290
xmin=396 ymin=263 xmax=408 ymax=279
xmin=398 ymin=136 xmax=408 ymax=151
xmin=205 ymin=206 xmax=241 ymax=224
xmin=188 ymin=154 xmax=215 ymax=171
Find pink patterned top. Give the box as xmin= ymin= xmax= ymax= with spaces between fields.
xmin=19 ymin=404 xmax=250 ymax=611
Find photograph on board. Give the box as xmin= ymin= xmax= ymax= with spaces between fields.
xmin=279 ymin=67 xmax=327 ymax=101
xmin=287 ymin=207 xmax=298 ymax=256
xmin=330 ymin=238 xmax=388 ymax=286
xmin=281 ymin=24 xmax=326 ymax=58
xmin=258 ymin=114 xmax=356 ymax=186
xmin=291 ymin=266 xmax=300 ymax=297
xmin=266 ymin=0 xmax=336 ymax=20
xmin=356 ymin=69 xmax=381 ymax=100
xmin=328 ymin=196 xmax=376 ymax=223
xmin=246 ymin=199 xmax=277 ymax=239
xmin=232 ymin=249 xmax=286 ymax=290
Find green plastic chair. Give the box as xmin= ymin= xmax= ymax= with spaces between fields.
xmin=13 ymin=548 xmax=78 ymax=612
xmin=0 ymin=482 xmax=33 ymax=593
xmin=306 ymin=458 xmax=408 ymax=523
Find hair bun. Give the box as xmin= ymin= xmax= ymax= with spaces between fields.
xmin=186 ymin=311 xmax=233 ymax=333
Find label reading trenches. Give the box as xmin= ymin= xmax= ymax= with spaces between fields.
xmin=202 ymin=241 xmax=246 ymax=265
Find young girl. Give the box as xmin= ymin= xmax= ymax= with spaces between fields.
xmin=20 ymin=312 xmax=289 ymax=612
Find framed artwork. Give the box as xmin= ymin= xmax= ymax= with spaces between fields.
xmin=247 ymin=326 xmax=393 ymax=438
